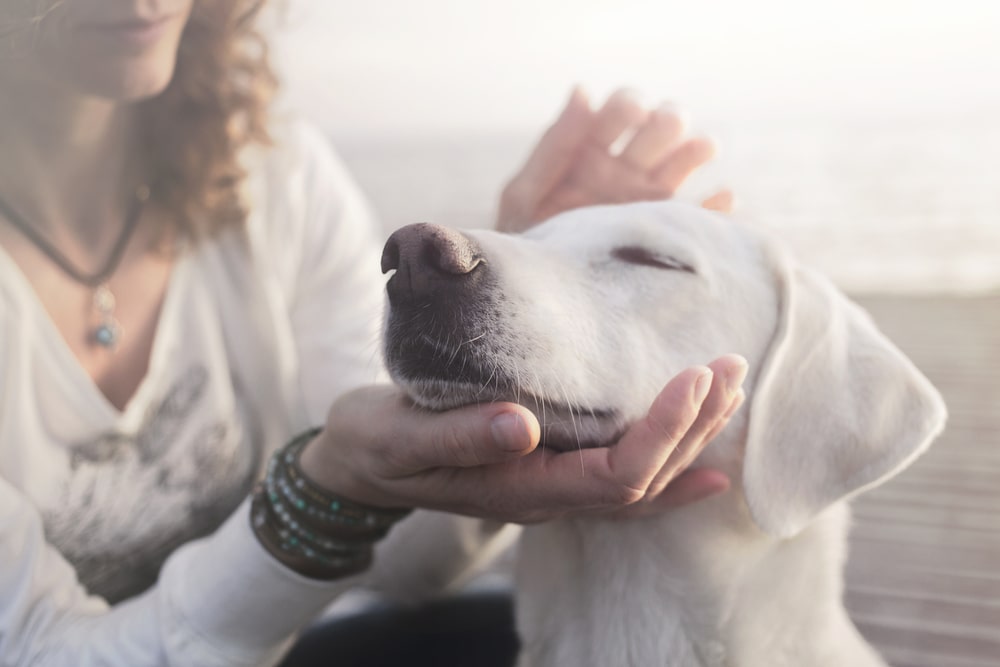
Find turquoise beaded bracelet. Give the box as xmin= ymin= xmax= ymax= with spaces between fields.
xmin=251 ymin=428 xmax=411 ymax=580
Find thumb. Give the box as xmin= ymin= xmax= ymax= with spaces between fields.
xmin=392 ymin=402 xmax=541 ymax=474
xmin=504 ymin=87 xmax=593 ymax=210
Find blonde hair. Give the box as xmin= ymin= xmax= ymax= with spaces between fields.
xmin=141 ymin=0 xmax=278 ymax=244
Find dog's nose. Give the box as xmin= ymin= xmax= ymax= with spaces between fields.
xmin=381 ymin=223 xmax=485 ymax=305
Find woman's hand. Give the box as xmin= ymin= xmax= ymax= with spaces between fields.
xmin=497 ymin=87 xmax=734 ymax=234
xmin=299 ymin=355 xmax=747 ymax=524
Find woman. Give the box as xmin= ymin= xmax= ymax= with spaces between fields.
xmin=0 ymin=0 xmax=746 ymax=664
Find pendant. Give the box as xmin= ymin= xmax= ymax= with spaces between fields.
xmin=93 ymin=321 xmax=121 ymax=348
xmin=91 ymin=284 xmax=122 ymax=349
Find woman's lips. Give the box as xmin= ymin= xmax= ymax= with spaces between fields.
xmin=79 ymin=15 xmax=179 ymax=49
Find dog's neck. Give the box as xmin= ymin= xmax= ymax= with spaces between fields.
xmin=513 ymin=437 xmax=885 ymax=667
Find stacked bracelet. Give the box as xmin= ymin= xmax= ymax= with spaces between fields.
xmin=251 ymin=428 xmax=412 ymax=580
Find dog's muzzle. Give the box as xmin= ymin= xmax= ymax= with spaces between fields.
xmin=381 ymin=223 xmax=623 ymax=447
xmin=381 ymin=223 xmax=502 ymax=388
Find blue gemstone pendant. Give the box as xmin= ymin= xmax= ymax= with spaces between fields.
xmin=91 ymin=284 xmax=121 ymax=350
xmin=93 ymin=322 xmax=121 ymax=348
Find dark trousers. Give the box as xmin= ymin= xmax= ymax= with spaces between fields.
xmin=278 ymin=592 xmax=520 ymax=667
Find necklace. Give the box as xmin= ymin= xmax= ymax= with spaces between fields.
xmin=0 ymin=184 xmax=150 ymax=350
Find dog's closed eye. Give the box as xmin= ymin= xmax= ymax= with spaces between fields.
xmin=611 ymin=246 xmax=695 ymax=273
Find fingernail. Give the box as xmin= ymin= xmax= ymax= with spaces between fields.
xmin=561 ymin=86 xmax=590 ymax=117
xmin=568 ymin=85 xmax=588 ymax=104
xmin=693 ymin=369 xmax=713 ymax=403
xmin=725 ymin=357 xmax=749 ymax=394
xmin=610 ymin=87 xmax=643 ymax=108
xmin=491 ymin=413 xmax=530 ymax=452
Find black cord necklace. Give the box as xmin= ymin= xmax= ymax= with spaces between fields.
xmin=0 ymin=184 xmax=150 ymax=349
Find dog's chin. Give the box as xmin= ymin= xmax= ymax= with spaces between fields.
xmin=395 ymin=376 xmax=625 ymax=452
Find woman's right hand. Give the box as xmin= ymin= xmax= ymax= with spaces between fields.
xmin=298 ymin=355 xmax=745 ymax=524
xmin=497 ymin=87 xmax=734 ymax=234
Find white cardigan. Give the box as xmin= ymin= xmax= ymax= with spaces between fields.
xmin=0 ymin=122 xmax=514 ymax=666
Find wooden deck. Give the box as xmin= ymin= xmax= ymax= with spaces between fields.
xmin=846 ymin=293 xmax=1000 ymax=667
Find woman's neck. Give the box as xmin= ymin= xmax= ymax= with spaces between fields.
xmin=0 ymin=75 xmax=140 ymax=252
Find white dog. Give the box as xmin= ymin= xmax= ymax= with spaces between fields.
xmin=380 ymin=201 xmax=946 ymax=667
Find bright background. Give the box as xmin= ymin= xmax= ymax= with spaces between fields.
xmin=271 ymin=0 xmax=1000 ymax=293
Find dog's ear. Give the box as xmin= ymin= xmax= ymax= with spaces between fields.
xmin=742 ymin=249 xmax=947 ymax=539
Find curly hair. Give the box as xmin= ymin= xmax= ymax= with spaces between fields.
xmin=141 ymin=0 xmax=278 ymax=245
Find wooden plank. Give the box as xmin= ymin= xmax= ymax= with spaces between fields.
xmin=843 ymin=293 xmax=1000 ymax=667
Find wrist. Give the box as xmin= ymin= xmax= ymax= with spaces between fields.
xmin=295 ymin=428 xmax=342 ymax=490
xmin=251 ymin=429 xmax=411 ymax=580
xmin=297 ymin=427 xmax=375 ymax=502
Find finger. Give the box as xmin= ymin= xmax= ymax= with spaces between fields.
xmin=498 ymin=87 xmax=593 ymax=231
xmin=650 ymin=136 xmax=717 ymax=195
xmin=644 ymin=355 xmax=748 ymax=495
xmin=389 ymin=402 xmax=541 ymax=475
xmin=612 ymin=468 xmax=731 ymax=518
xmin=701 ymin=188 xmax=735 ymax=213
xmin=602 ymin=365 xmax=714 ymax=498
xmin=702 ymin=387 xmax=745 ymax=444
xmin=590 ymin=88 xmax=648 ymax=151
xmin=619 ymin=104 xmax=687 ymax=171
xmin=671 ymin=355 xmax=748 ymax=463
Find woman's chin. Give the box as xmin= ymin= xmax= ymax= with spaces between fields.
xmin=48 ymin=55 xmax=178 ymax=103
xmin=95 ymin=65 xmax=178 ymax=103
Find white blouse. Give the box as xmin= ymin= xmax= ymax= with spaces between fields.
xmin=0 ymin=122 xmax=514 ymax=666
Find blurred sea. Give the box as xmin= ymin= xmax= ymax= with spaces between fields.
xmin=331 ymin=112 xmax=1000 ymax=295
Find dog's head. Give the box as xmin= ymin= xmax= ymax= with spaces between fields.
xmin=381 ymin=201 xmax=946 ymax=538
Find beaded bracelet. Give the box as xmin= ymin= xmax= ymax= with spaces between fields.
xmin=272 ymin=429 xmax=410 ymax=532
xmin=251 ymin=491 xmax=373 ymax=579
xmin=251 ymin=428 xmax=412 ymax=580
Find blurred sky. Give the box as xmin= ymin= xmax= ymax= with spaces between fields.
xmin=271 ymin=0 xmax=1000 ymax=136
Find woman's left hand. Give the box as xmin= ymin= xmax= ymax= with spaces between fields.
xmin=497 ymin=87 xmax=733 ymax=233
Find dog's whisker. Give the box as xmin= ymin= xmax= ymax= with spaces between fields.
xmin=513 ymin=364 xmax=523 ymax=408
xmin=477 ymin=363 xmax=499 ymax=400
xmin=460 ymin=331 xmax=488 ymax=348
xmin=445 ymin=330 xmax=462 ymax=367
xmin=553 ymin=378 xmax=586 ymax=474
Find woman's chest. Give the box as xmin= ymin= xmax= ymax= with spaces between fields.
xmin=0 ymin=243 xmax=292 ymax=601
xmin=0 ymin=221 xmax=176 ymax=412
